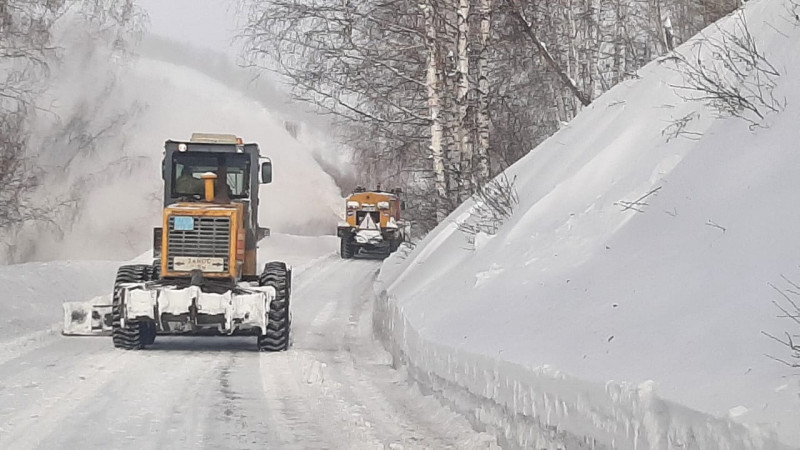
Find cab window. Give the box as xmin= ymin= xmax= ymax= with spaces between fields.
xmin=172 ymin=153 xmax=250 ymax=198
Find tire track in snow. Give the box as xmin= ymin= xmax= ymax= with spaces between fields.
xmin=30 ymin=339 xmax=258 ymax=449
xmin=252 ymin=257 xmax=498 ymax=449
xmin=255 ymin=258 xmax=384 ymax=448
xmin=0 ymin=338 xmax=127 ymax=449
xmin=306 ymin=260 xmax=499 ymax=449
xmin=0 ymin=254 xmax=497 ymax=449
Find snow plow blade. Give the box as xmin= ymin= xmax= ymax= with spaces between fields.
xmin=62 ymin=297 xmax=113 ymax=336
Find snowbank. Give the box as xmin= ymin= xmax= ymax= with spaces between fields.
xmin=377 ymin=1 xmax=800 ymax=447
xmin=0 ymin=261 xmax=119 ymax=345
xmin=374 ymin=276 xmax=785 ymax=449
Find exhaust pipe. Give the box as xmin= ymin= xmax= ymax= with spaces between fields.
xmin=201 ymin=172 xmax=217 ymax=202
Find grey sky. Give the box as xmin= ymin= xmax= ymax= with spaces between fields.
xmin=133 ymin=0 xmax=333 ymax=131
xmin=137 ymin=0 xmax=241 ymax=57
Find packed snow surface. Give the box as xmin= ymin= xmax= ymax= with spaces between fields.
xmin=0 ymin=236 xmax=499 ymax=448
xmin=379 ymin=0 xmax=800 ymax=447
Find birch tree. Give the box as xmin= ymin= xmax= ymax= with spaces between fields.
xmin=475 ymin=0 xmax=492 ymax=187
xmin=422 ymin=0 xmax=449 ymax=222
xmin=240 ymin=0 xmax=741 ymax=234
xmin=456 ymin=0 xmax=473 ymax=201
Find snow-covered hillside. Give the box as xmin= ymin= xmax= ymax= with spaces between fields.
xmin=379 ymin=0 xmax=800 ymax=446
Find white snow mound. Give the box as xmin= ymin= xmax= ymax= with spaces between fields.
xmin=379 ymin=0 xmax=800 ymax=446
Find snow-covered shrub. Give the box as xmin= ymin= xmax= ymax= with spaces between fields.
xmin=672 ymin=10 xmax=784 ymax=129
xmin=457 ymin=173 xmax=518 ymax=248
xmin=764 ymin=277 xmax=800 ymax=370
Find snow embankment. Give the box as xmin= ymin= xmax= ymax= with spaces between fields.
xmin=376 ymin=1 xmax=800 ymax=447
xmin=374 ymin=273 xmax=780 ymax=449
xmin=0 ymin=261 xmax=119 ymax=348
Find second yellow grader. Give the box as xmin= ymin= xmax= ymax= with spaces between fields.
xmin=337 ymin=186 xmax=409 ymax=258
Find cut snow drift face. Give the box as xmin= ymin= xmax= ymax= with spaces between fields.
xmin=376 ymin=0 xmax=800 ymax=445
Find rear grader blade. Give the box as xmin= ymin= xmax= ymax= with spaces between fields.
xmin=62 ymin=296 xmax=113 ymax=336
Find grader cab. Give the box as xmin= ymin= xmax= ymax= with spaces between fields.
xmin=63 ymin=133 xmax=291 ymax=351
xmin=337 ymin=186 xmax=409 ymax=258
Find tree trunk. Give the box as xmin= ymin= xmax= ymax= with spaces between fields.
xmin=456 ymin=0 xmax=472 ymax=201
xmin=505 ymin=0 xmax=592 ymax=107
xmin=613 ymin=0 xmax=626 ymax=85
xmin=475 ymin=0 xmax=492 ymax=187
xmin=442 ymin=10 xmax=460 ymax=211
xmin=664 ymin=13 xmax=675 ymax=51
xmin=421 ymin=0 xmax=448 ymax=223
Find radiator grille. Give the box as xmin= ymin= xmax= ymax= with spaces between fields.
xmin=167 ymin=215 xmax=231 ymax=272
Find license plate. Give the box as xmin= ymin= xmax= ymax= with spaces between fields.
xmin=174 ymin=216 xmax=194 ymax=231
xmin=173 ymin=257 xmax=225 ymax=272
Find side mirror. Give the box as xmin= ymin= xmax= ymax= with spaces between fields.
xmin=261 ymin=161 xmax=272 ymax=184
xmin=401 ymin=201 xmax=406 ymax=211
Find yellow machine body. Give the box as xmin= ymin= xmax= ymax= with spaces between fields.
xmin=161 ymin=202 xmax=257 ymax=280
xmin=344 ymin=191 xmax=403 ymax=228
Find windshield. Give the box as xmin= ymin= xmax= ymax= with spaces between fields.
xmin=172 ymin=153 xmax=251 ymax=199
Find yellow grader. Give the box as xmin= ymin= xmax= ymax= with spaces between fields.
xmin=63 ymin=133 xmax=291 ymax=351
xmin=337 ymin=186 xmax=409 ymax=258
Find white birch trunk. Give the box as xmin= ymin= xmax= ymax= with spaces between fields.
xmin=456 ymin=0 xmax=472 ymax=201
xmin=475 ymin=0 xmax=492 ymax=187
xmin=444 ymin=49 xmax=460 ymax=209
xmin=442 ymin=11 xmax=460 ymax=208
xmin=422 ymin=0 xmax=448 ymax=223
xmin=613 ymin=0 xmax=626 ymax=84
xmin=567 ymin=0 xmax=579 ymax=116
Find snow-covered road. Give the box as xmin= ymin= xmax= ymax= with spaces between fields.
xmin=0 ymin=254 xmax=496 ymax=449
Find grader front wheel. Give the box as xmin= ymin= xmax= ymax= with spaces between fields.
xmin=340 ymin=237 xmax=355 ymax=259
xmin=111 ymin=264 xmax=154 ymax=350
xmin=257 ymin=262 xmax=292 ymax=352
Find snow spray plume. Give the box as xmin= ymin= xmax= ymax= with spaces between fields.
xmin=1 ymin=5 xmax=344 ymax=263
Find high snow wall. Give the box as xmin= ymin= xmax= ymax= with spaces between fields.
xmin=375 ymin=0 xmax=800 ymax=447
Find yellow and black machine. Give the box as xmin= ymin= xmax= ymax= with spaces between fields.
xmin=63 ymin=133 xmax=291 ymax=351
xmin=337 ymin=186 xmax=409 ymax=258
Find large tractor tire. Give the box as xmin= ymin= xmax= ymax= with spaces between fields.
xmin=111 ymin=264 xmax=155 ymax=350
xmin=257 ymin=262 xmax=292 ymax=352
xmin=141 ymin=262 xmax=160 ymax=345
xmin=340 ymin=237 xmax=355 ymax=259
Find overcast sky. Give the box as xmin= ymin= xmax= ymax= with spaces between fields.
xmin=136 ymin=0 xmax=242 ymax=57
xmin=132 ymin=0 xmax=332 ymax=130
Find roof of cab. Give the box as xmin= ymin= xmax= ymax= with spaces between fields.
xmin=189 ymin=133 xmax=242 ymax=144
